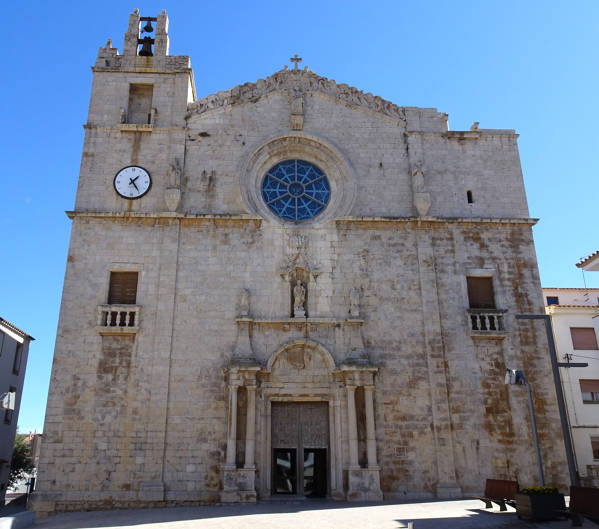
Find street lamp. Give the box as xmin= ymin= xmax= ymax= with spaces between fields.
xmin=505 ymin=368 xmax=544 ymax=485
xmin=515 ymin=313 xmax=580 ymax=488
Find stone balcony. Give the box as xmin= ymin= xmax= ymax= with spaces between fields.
xmin=96 ymin=304 xmax=140 ymax=335
xmin=467 ymin=308 xmax=507 ymax=338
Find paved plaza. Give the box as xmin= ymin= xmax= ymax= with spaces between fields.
xmin=29 ymin=499 xmax=597 ymax=529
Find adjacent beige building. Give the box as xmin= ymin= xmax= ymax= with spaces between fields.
xmin=32 ymin=10 xmax=569 ymax=516
xmin=544 ymin=287 xmax=599 ymax=486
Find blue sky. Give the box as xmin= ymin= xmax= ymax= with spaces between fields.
xmin=3 ymin=1 xmax=598 ymax=433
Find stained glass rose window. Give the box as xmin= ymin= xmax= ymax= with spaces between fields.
xmin=261 ymin=160 xmax=331 ymax=221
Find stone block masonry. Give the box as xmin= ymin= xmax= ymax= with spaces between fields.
xmin=30 ymin=9 xmax=568 ymax=517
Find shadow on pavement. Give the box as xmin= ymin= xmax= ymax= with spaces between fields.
xmin=34 ymin=499 xmax=374 ymax=528
xmin=33 ymin=499 xmax=599 ymax=529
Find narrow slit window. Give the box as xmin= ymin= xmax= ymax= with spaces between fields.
xmin=3 ymin=386 xmax=16 ymax=424
xmin=467 ymin=190 xmax=473 ymax=204
xmin=12 ymin=343 xmax=23 ymax=375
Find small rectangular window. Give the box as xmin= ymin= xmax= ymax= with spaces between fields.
xmin=12 ymin=343 xmax=22 ymax=375
xmin=3 ymin=386 xmax=16 ymax=424
xmin=108 ymin=272 xmax=138 ymax=305
xmin=546 ymin=296 xmax=559 ymax=306
xmin=571 ymin=328 xmax=599 ymax=350
xmin=580 ymin=380 xmax=599 ymax=403
xmin=467 ymin=277 xmax=495 ymax=309
xmin=592 ymin=437 xmax=599 ymax=459
xmin=127 ymin=84 xmax=153 ymax=124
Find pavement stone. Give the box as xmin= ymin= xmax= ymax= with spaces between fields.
xmin=30 ymin=499 xmax=599 ymax=529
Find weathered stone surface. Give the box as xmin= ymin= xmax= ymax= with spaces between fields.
xmin=33 ymin=9 xmax=568 ymax=517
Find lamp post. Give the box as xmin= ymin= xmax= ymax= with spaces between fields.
xmin=505 ymin=368 xmax=545 ymax=485
xmin=515 ymin=313 xmax=580 ymax=488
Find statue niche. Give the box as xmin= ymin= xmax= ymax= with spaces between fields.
xmin=290 ymin=268 xmax=309 ymax=318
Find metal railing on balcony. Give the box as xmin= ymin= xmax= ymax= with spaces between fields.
xmin=97 ymin=305 xmax=140 ymax=328
xmin=467 ymin=309 xmax=507 ymax=333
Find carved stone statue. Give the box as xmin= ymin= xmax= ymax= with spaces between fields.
xmin=291 ymin=94 xmax=303 ymax=115
xmin=119 ymin=108 xmax=127 ymax=124
xmin=293 ymin=280 xmax=306 ymax=317
xmin=411 ymin=161 xmax=431 ymax=217
xmin=239 ymin=289 xmax=250 ymax=317
xmin=165 ymin=158 xmax=182 ymax=212
xmin=349 ymin=287 xmax=360 ymax=317
xmin=411 ymin=163 xmax=425 ymax=192
xmin=167 ymin=159 xmax=182 ymax=187
xmin=290 ymin=93 xmax=304 ymax=130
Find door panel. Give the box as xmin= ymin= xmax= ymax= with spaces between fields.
xmin=303 ymin=448 xmax=327 ymax=497
xmin=301 ymin=402 xmax=329 ymax=448
xmin=273 ymin=448 xmax=297 ymax=494
xmin=271 ymin=402 xmax=329 ymax=496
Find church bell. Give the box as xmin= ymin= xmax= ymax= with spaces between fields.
xmin=142 ymin=20 xmax=154 ymax=33
xmin=138 ymin=36 xmax=154 ymax=57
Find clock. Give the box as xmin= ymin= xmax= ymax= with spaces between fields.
xmin=113 ymin=165 xmax=152 ymax=199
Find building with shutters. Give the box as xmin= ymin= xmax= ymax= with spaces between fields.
xmin=32 ymin=9 xmax=569 ymax=516
xmin=543 ymin=287 xmax=599 ymax=486
xmin=0 ymin=318 xmax=34 ymax=503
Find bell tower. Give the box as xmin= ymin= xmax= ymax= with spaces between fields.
xmin=78 ymin=9 xmax=195 ymax=213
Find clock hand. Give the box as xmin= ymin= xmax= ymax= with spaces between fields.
xmin=128 ymin=177 xmax=139 ymax=191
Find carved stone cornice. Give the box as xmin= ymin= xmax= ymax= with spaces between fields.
xmin=187 ymin=68 xmax=407 ymax=123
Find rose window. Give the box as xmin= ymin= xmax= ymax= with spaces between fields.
xmin=261 ymin=160 xmax=331 ymax=221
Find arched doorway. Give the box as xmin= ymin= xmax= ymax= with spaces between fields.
xmin=259 ymin=339 xmax=343 ymax=499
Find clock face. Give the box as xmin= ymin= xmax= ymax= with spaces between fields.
xmin=113 ymin=166 xmax=152 ymax=199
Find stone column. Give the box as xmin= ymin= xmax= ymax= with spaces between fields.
xmin=244 ymin=385 xmax=256 ymax=468
xmin=346 ymin=385 xmax=359 ymax=468
xmin=364 ymin=385 xmax=378 ymax=468
xmin=225 ymin=384 xmax=238 ymax=468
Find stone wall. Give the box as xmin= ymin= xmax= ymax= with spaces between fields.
xmin=31 ymin=11 xmax=567 ymax=517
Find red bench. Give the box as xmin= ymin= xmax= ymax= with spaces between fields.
xmin=568 ymin=486 xmax=599 ymax=526
xmin=478 ymin=479 xmax=519 ymax=511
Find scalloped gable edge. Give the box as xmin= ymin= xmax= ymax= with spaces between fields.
xmin=187 ymin=67 xmax=410 ymax=121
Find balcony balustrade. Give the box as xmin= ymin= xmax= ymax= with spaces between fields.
xmin=97 ymin=304 xmax=140 ymax=332
xmin=467 ymin=309 xmax=507 ymax=335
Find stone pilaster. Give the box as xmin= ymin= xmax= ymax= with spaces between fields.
xmin=346 ymin=385 xmax=359 ymax=469
xmin=225 ymin=383 xmax=238 ymax=468
xmin=416 ymin=227 xmax=462 ymax=498
xmin=244 ymin=385 xmax=256 ymax=468
xmin=364 ymin=385 xmax=378 ymax=469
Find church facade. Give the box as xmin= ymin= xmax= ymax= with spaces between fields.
xmin=32 ymin=11 xmax=568 ymax=516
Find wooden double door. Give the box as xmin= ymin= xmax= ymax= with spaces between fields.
xmin=271 ymin=401 xmax=329 ymax=497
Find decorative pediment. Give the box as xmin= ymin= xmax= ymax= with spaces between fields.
xmin=187 ymin=67 xmax=407 ymax=123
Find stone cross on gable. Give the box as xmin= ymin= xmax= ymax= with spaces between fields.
xmin=290 ymin=54 xmax=302 ymax=70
